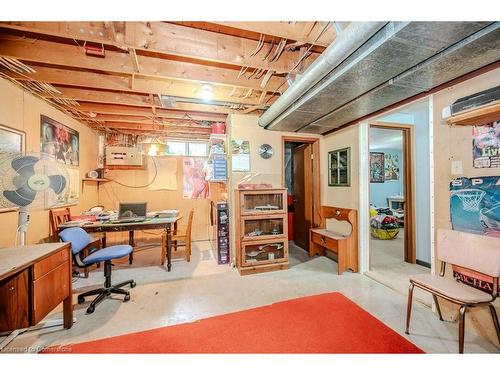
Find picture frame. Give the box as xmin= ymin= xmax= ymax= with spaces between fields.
xmin=0 ymin=123 xmax=25 ymax=157
xmin=370 ymin=152 xmax=385 ymax=183
xmin=328 ymin=147 xmax=350 ymax=186
xmin=0 ymin=124 xmax=26 ymax=213
xmin=40 ymin=115 xmax=80 ymax=166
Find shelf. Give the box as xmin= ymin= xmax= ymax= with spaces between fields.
xmin=81 ymin=178 xmax=110 ymax=193
xmin=82 ymin=178 xmax=110 ymax=182
xmin=446 ymin=101 xmax=500 ymax=126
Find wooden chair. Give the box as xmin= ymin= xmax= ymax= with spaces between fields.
xmin=406 ymin=229 xmax=500 ymax=353
xmin=49 ymin=207 xmax=103 ymax=278
xmin=161 ymin=209 xmax=194 ymax=263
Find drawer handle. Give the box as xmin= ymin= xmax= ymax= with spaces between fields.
xmin=320 ymin=236 xmax=326 ymax=244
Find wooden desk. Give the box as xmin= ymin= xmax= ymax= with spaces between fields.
xmin=59 ymin=216 xmax=181 ymax=271
xmin=0 ymin=243 xmax=73 ymax=334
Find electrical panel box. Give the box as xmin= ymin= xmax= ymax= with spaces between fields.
xmin=105 ymin=146 xmax=143 ymax=166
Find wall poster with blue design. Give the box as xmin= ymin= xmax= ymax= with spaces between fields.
xmin=450 ymin=176 xmax=500 ymax=237
xmin=450 ymin=176 xmax=500 ymax=295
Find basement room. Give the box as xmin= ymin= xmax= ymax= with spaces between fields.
xmin=0 ymin=1 xmax=499 ymax=370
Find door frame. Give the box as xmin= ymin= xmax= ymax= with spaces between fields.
xmin=369 ymin=122 xmax=416 ymax=264
xmin=281 ymin=136 xmax=321 ymax=228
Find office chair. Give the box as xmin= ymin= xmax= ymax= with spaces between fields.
xmin=59 ymin=227 xmax=136 ymax=314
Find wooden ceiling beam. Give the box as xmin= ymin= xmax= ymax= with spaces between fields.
xmin=3 ymin=65 xmax=273 ymax=106
xmin=0 ymin=37 xmax=287 ymax=91
xmin=102 ymin=121 xmax=211 ymax=133
xmin=207 ymin=22 xmax=336 ymax=48
xmin=0 ymin=22 xmax=319 ymax=72
xmin=43 ymin=86 xmax=261 ymax=110
xmin=76 ymin=102 xmax=227 ymax=121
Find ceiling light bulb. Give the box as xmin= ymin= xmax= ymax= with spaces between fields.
xmin=199 ymin=84 xmax=213 ymax=100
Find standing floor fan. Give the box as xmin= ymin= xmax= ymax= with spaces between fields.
xmin=0 ymin=153 xmax=74 ymax=351
xmin=0 ymin=153 xmax=68 ymax=245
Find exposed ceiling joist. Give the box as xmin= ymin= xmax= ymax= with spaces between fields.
xmin=77 ymin=102 xmax=227 ymax=122
xmin=0 ymin=22 xmax=319 ymax=72
xmin=207 ymin=21 xmax=337 ymax=48
xmin=42 ymin=86 xmax=259 ymax=112
xmin=0 ymin=37 xmax=286 ymax=91
xmin=4 ymin=66 xmax=273 ymax=106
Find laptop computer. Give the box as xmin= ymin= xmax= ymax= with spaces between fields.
xmin=112 ymin=202 xmax=148 ymax=223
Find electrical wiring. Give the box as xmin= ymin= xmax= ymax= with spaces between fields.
xmin=106 ymin=155 xmax=158 ymax=189
xmin=265 ymin=21 xmax=332 ymax=105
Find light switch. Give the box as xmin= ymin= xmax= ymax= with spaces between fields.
xmin=451 ymin=160 xmax=463 ymax=176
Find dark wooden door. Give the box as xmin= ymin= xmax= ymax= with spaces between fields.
xmin=293 ymin=144 xmax=312 ymax=251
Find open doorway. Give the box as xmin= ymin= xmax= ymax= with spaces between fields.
xmin=369 ymin=125 xmax=414 ymax=269
xmin=282 ymin=137 xmax=320 ymax=262
xmin=364 ymin=98 xmax=433 ymax=305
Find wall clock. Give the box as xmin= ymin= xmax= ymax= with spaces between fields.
xmin=258 ymin=144 xmax=273 ymax=159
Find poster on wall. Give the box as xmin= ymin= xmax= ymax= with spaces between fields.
xmin=472 ymin=121 xmax=500 ymax=168
xmin=384 ymin=153 xmax=400 ymax=181
xmin=450 ymin=176 xmax=500 ymax=295
xmin=183 ymin=158 xmax=209 ymax=199
xmin=370 ymin=152 xmax=385 ymax=183
xmin=40 ymin=115 xmax=79 ymax=166
xmin=231 ymin=139 xmax=250 ymax=172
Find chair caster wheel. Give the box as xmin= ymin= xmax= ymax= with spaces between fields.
xmin=78 ymin=296 xmax=85 ymax=304
xmin=124 ymin=294 xmax=130 ymax=302
xmin=86 ymin=305 xmax=95 ymax=314
xmin=130 ymin=282 xmax=136 ymax=288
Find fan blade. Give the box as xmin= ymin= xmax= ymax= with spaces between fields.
xmin=11 ymin=156 xmax=38 ymax=178
xmin=49 ymin=174 xmax=66 ymax=194
xmin=3 ymin=184 xmax=36 ymax=207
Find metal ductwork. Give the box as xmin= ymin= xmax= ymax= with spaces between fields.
xmin=258 ymin=21 xmax=387 ymax=128
xmin=259 ymin=22 xmax=500 ymax=134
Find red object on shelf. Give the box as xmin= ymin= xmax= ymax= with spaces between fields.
xmin=211 ymin=122 xmax=226 ymax=134
xmin=287 ymin=194 xmax=294 ymax=206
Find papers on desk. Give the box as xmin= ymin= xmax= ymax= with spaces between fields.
xmin=147 ymin=210 xmax=179 ymax=218
xmin=62 ymin=220 xmax=94 ymax=227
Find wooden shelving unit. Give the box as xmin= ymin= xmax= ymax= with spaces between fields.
xmin=235 ymin=188 xmax=289 ymax=275
xmin=446 ymin=101 xmax=500 ymax=126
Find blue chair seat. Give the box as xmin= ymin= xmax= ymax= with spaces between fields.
xmin=83 ymin=244 xmax=133 ymax=265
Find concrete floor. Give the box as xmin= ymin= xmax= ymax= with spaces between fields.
xmin=368 ymin=231 xmax=433 ymax=306
xmin=2 ymin=240 xmax=499 ymax=353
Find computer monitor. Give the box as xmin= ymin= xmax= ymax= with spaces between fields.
xmin=118 ymin=202 xmax=147 ymax=219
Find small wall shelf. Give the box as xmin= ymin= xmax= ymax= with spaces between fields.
xmin=81 ymin=178 xmax=110 ymax=193
xmin=446 ymin=101 xmax=500 ymax=126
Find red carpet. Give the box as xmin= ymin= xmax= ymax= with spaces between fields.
xmin=48 ymin=293 xmax=423 ymax=353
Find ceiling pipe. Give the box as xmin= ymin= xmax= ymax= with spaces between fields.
xmin=258 ymin=21 xmax=387 ymax=128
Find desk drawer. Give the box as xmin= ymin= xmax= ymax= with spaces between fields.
xmin=32 ymin=261 xmax=70 ymax=325
xmin=311 ymin=231 xmax=338 ymax=251
xmin=33 ymin=247 xmax=69 ymax=280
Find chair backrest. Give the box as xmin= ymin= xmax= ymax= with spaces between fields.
xmin=49 ymin=207 xmax=72 ymax=236
xmin=186 ymin=209 xmax=194 ymax=239
xmin=438 ymin=229 xmax=500 ymax=277
xmin=59 ymin=227 xmax=92 ymax=255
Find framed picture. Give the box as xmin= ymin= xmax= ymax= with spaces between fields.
xmin=40 ymin=115 xmax=79 ymax=166
xmin=370 ymin=152 xmax=385 ymax=183
xmin=384 ymin=153 xmax=400 ymax=181
xmin=0 ymin=124 xmax=25 ymax=212
xmin=328 ymin=147 xmax=350 ymax=186
xmin=0 ymin=123 xmax=25 ymax=157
